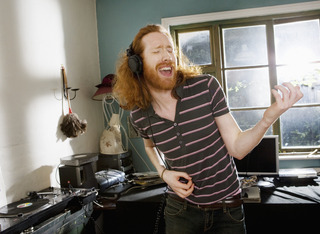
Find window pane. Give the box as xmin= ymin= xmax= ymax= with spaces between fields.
xmin=222 ymin=25 xmax=268 ymax=68
xmin=178 ymin=30 xmax=212 ymax=66
xmin=280 ymin=107 xmax=320 ymax=148
xmin=231 ymin=110 xmax=273 ymax=135
xmin=274 ymin=19 xmax=320 ymax=65
xmin=226 ymin=68 xmax=271 ymax=108
xmin=277 ymin=64 xmax=320 ymax=105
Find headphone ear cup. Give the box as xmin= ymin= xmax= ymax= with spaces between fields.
xmin=128 ymin=54 xmax=143 ymax=75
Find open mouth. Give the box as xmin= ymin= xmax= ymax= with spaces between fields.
xmin=158 ymin=65 xmax=173 ymax=77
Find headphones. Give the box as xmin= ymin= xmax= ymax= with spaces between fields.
xmin=126 ymin=43 xmax=143 ymax=76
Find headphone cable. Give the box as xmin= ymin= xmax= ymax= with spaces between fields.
xmin=135 ymin=72 xmax=169 ymax=169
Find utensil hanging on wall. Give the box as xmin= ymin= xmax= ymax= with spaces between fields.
xmin=60 ymin=65 xmax=87 ymax=138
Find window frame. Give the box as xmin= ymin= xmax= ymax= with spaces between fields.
xmin=169 ymin=9 xmax=320 ymax=153
xmin=171 ymin=25 xmax=218 ymax=77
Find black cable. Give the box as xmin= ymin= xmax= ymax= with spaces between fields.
xmin=135 ymin=72 xmax=168 ymax=169
xmin=66 ymin=184 xmax=106 ymax=234
xmin=153 ymin=187 xmax=168 ymax=234
xmin=135 ymin=72 xmax=168 ymax=234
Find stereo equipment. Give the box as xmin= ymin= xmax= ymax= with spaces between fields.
xmin=59 ymin=153 xmax=98 ymax=188
xmin=97 ymin=150 xmax=133 ymax=174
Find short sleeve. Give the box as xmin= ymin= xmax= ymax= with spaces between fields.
xmin=129 ymin=109 xmax=150 ymax=139
xmin=207 ymin=76 xmax=229 ymax=117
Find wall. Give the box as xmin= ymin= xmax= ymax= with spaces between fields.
xmin=0 ymin=0 xmax=103 ymax=205
xmin=96 ymin=0 xmax=320 ymax=172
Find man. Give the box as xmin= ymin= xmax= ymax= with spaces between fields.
xmin=113 ymin=24 xmax=303 ymax=233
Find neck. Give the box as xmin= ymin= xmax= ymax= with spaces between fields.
xmin=150 ymin=88 xmax=174 ymax=106
xmin=148 ymin=86 xmax=177 ymax=121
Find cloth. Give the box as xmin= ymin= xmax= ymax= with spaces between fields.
xmin=130 ymin=75 xmax=240 ymax=205
xmin=100 ymin=114 xmax=125 ymax=154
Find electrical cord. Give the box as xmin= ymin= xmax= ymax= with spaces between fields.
xmin=55 ymin=163 xmax=61 ymax=185
xmin=135 ymin=72 xmax=168 ymax=169
xmin=153 ymin=187 xmax=168 ymax=234
xmin=134 ymin=73 xmax=169 ymax=234
xmin=67 ymin=183 xmax=106 ymax=234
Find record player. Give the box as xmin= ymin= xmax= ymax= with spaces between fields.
xmin=0 ymin=187 xmax=96 ymax=234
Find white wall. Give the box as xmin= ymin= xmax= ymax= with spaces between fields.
xmin=0 ymin=0 xmax=103 ymax=205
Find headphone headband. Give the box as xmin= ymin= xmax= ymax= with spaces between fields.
xmin=126 ymin=43 xmax=134 ymax=57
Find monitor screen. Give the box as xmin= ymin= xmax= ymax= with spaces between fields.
xmin=234 ymin=135 xmax=279 ymax=176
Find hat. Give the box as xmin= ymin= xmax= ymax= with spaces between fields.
xmin=92 ymin=74 xmax=114 ymax=100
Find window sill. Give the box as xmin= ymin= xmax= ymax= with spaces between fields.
xmin=279 ymin=154 xmax=320 ymax=161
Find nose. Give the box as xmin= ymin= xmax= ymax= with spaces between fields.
xmin=161 ymin=50 xmax=173 ymax=62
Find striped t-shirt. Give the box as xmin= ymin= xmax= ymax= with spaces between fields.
xmin=130 ymin=75 xmax=240 ymax=205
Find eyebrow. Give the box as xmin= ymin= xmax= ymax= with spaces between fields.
xmin=153 ymin=44 xmax=173 ymax=50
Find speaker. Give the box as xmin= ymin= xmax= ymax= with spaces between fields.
xmin=59 ymin=163 xmax=98 ymax=188
xmin=127 ymin=43 xmax=143 ymax=75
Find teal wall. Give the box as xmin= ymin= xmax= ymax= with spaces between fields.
xmin=96 ymin=0 xmax=318 ymax=76
xmin=96 ymin=0 xmax=320 ymax=171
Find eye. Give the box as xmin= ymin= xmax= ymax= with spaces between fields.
xmin=167 ymin=47 xmax=173 ymax=53
xmin=153 ymin=50 xmax=160 ymax=54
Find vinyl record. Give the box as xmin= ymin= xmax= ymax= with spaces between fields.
xmin=0 ymin=198 xmax=49 ymax=215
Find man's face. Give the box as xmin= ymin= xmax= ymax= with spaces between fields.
xmin=141 ymin=32 xmax=177 ymax=91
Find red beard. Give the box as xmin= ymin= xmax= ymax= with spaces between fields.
xmin=143 ymin=62 xmax=177 ymax=91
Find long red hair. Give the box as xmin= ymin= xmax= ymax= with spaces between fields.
xmin=113 ymin=24 xmax=201 ymax=110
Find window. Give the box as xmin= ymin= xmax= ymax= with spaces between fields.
xmin=178 ymin=29 xmax=213 ymax=66
xmin=174 ymin=26 xmax=217 ymax=74
xmin=274 ymin=19 xmax=320 ymax=149
xmin=171 ymin=11 xmax=320 ymax=152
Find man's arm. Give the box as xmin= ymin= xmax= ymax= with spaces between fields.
xmin=216 ymin=82 xmax=303 ymax=159
xmin=143 ymin=138 xmax=194 ymax=198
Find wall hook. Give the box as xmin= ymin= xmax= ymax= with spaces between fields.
xmin=61 ymin=65 xmax=79 ymax=101
xmin=64 ymin=87 xmax=79 ymax=100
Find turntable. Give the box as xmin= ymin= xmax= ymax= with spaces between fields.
xmin=0 ymin=187 xmax=96 ymax=234
xmin=0 ymin=197 xmax=49 ymax=217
